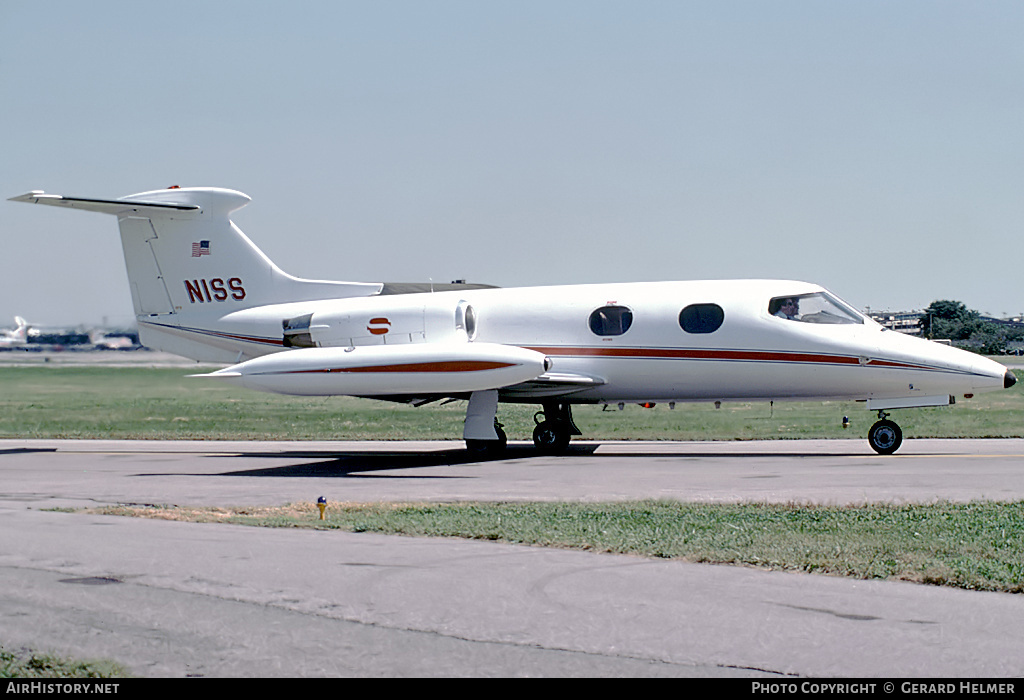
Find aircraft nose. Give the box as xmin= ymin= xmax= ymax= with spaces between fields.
xmin=1006 ymin=369 xmax=1018 ymax=389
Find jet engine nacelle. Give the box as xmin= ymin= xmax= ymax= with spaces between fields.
xmin=283 ymin=297 xmax=477 ymax=349
xmin=201 ymin=342 xmax=548 ymax=396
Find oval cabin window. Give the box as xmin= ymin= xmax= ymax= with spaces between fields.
xmin=679 ymin=304 xmax=724 ymax=334
xmin=589 ymin=305 xmax=633 ymax=336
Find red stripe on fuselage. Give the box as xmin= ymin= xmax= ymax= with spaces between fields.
xmin=524 ymin=346 xmax=936 ymax=371
xmin=139 ymin=320 xmax=950 ymax=375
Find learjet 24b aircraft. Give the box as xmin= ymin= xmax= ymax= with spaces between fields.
xmin=11 ymin=186 xmax=1017 ymax=455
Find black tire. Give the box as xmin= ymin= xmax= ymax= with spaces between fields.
xmin=533 ymin=421 xmax=571 ymax=454
xmin=868 ymin=419 xmax=903 ymax=455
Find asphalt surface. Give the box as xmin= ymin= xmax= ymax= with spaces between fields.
xmin=2 ymin=438 xmax=1024 ymax=678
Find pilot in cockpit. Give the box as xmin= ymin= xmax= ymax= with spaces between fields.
xmin=769 ymin=293 xmax=863 ymax=324
xmin=771 ymin=297 xmax=800 ymax=320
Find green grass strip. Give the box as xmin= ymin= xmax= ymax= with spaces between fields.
xmin=89 ymin=500 xmax=1024 ymax=593
xmin=1 ymin=366 xmax=1022 ymax=440
xmin=1 ymin=647 xmax=129 ymax=679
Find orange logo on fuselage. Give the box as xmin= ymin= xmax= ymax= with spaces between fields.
xmin=367 ymin=317 xmax=391 ymax=335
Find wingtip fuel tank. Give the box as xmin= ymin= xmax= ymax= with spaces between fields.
xmin=196 ymin=342 xmax=549 ymax=396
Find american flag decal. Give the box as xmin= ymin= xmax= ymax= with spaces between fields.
xmin=191 ymin=240 xmax=211 ymax=257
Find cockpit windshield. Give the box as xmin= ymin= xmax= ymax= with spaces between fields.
xmin=768 ymin=292 xmax=864 ymax=325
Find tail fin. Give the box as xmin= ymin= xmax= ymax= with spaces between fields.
xmin=12 ymin=316 xmax=28 ymax=342
xmin=11 ymin=188 xmax=382 ymax=359
xmin=12 ymin=188 xmax=380 ymax=314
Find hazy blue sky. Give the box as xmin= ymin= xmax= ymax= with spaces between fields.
xmin=2 ymin=1 xmax=1022 ymax=327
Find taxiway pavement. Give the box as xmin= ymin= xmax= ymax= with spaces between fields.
xmin=2 ymin=438 xmax=1023 ymax=677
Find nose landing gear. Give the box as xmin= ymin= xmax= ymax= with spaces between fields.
xmin=867 ymin=411 xmax=903 ymax=455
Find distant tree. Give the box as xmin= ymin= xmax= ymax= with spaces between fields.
xmin=970 ymin=325 xmax=1007 ymax=355
xmin=921 ymin=300 xmax=981 ymax=340
xmin=921 ymin=299 xmax=1020 ymax=355
xmin=1006 ymin=325 xmax=1024 ymax=343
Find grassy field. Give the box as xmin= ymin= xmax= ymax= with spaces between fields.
xmin=0 ymin=366 xmax=1022 ymax=441
xmin=89 ymin=500 xmax=1024 ymax=593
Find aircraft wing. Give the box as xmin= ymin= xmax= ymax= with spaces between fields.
xmin=331 ymin=370 xmax=607 ymax=404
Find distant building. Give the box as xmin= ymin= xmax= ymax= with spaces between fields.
xmin=981 ymin=315 xmax=1024 ymax=329
xmin=866 ymin=310 xmax=923 ymax=336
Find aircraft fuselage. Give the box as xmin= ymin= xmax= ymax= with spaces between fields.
xmin=149 ymin=279 xmax=1011 ymax=407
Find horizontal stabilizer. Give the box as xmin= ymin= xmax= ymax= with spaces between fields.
xmin=9 ymin=191 xmax=199 ymax=215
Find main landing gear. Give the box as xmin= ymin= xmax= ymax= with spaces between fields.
xmin=463 ymin=393 xmax=581 ymax=458
xmin=465 ymin=421 xmax=507 ymax=458
xmin=867 ymin=411 xmax=903 ymax=455
xmin=532 ymin=401 xmax=582 ymax=455
xmin=464 ymin=389 xmax=506 ymax=458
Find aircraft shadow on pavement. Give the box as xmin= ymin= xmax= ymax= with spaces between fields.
xmin=0 ymin=447 xmax=58 ymax=455
xmin=205 ymin=444 xmax=600 ymax=478
xmin=590 ymin=450 xmax=874 ymax=459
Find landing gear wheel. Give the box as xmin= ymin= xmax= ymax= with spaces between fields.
xmin=868 ymin=419 xmax=903 ymax=455
xmin=533 ymin=421 xmax=570 ymax=454
xmin=466 ymin=424 xmax=507 ymax=458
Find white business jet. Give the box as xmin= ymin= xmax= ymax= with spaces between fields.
xmin=11 ymin=187 xmax=1016 ymax=455
xmin=0 ymin=316 xmax=29 ymax=347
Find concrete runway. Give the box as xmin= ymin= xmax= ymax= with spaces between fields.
xmin=2 ymin=438 xmax=1024 ymax=677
